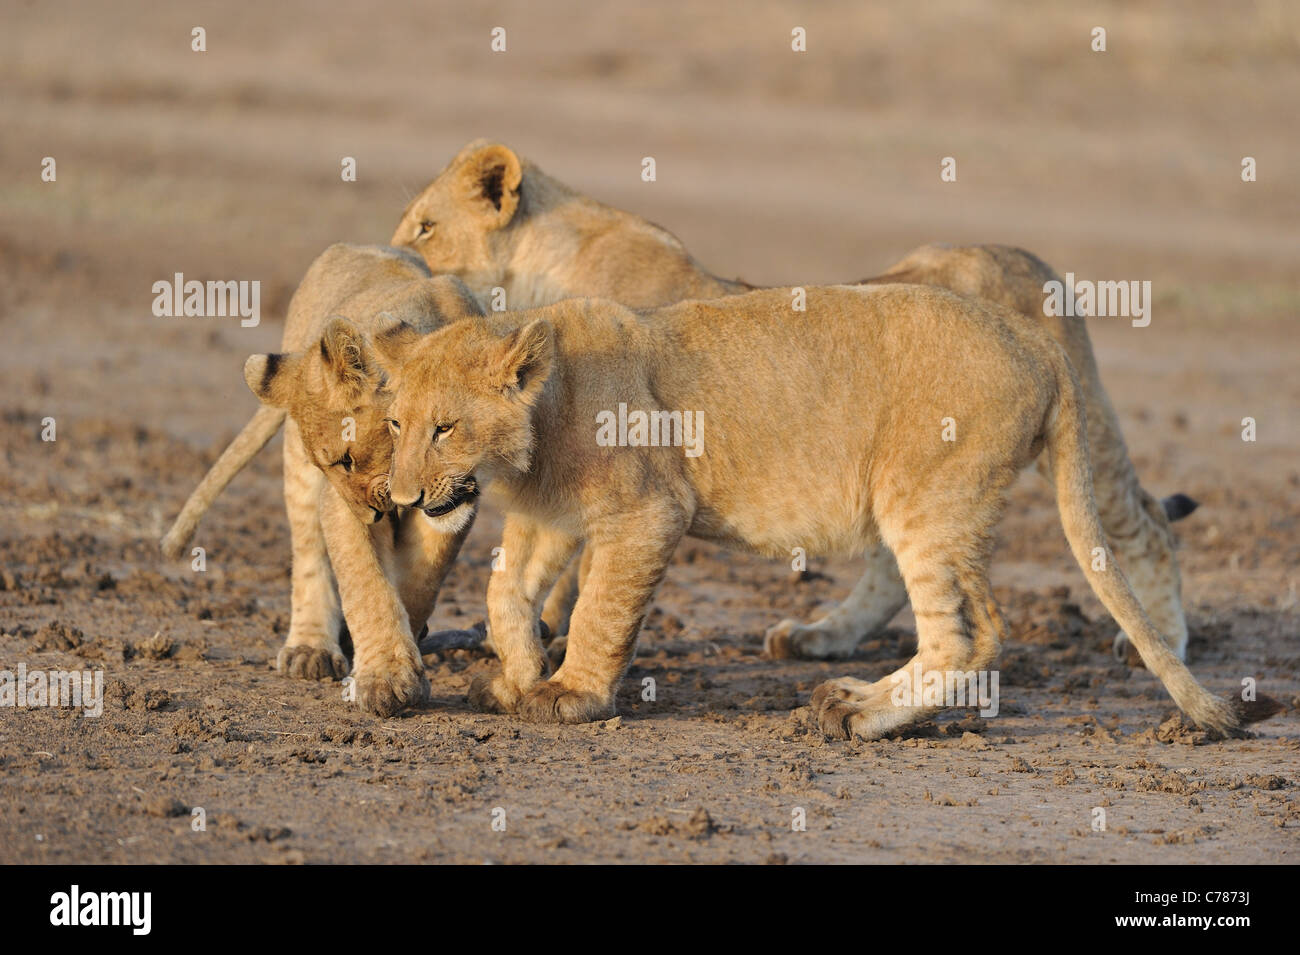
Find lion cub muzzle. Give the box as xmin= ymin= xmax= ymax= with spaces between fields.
xmin=421 ymin=474 xmax=480 ymax=517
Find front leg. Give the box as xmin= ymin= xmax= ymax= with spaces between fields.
xmin=469 ymin=514 xmax=579 ymax=714
xmin=517 ymin=509 xmax=685 ymax=724
xmin=278 ymin=421 xmax=346 ymax=680
xmin=319 ymin=486 xmax=427 ymax=717
xmin=393 ymin=506 xmax=475 ymax=641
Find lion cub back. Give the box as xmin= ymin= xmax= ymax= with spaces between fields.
xmin=281 ymin=243 xmax=435 ymax=351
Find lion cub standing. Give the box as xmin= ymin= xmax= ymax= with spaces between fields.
xmin=392 ymin=141 xmax=1199 ymax=668
xmin=376 ymin=281 xmax=1244 ymax=740
xmin=163 ymin=244 xmax=482 ymax=714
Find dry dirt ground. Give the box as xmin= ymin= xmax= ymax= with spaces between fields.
xmin=1 ymin=1 xmax=1297 ymax=864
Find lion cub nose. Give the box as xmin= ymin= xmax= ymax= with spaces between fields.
xmin=390 ymin=488 xmax=424 ymax=509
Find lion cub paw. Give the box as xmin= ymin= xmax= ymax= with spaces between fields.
xmin=1112 ymin=631 xmax=1147 ymax=669
xmin=516 ymin=680 xmax=613 ymax=724
xmin=764 ymin=619 xmax=857 ymax=660
xmin=355 ymin=656 xmax=429 ymax=717
xmin=278 ymin=643 xmax=349 ymax=681
xmin=809 ymin=677 xmax=911 ymax=740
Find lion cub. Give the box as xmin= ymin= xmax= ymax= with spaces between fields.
xmin=392 ymin=141 xmax=1199 ymax=667
xmin=163 ymin=244 xmax=482 ymax=715
xmin=375 ymin=280 xmax=1246 ymax=740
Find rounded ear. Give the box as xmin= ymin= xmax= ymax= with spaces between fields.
xmin=319 ymin=317 xmax=373 ymax=392
xmin=494 ymin=319 xmax=553 ymax=402
xmin=457 ymin=144 xmax=522 ymax=228
xmin=244 ymin=353 xmax=295 ymax=407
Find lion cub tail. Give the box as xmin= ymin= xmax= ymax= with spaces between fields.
xmin=1043 ymin=351 xmax=1245 ymax=736
xmin=160 ymin=405 xmax=286 ymax=559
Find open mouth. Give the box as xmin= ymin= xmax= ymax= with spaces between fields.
xmin=422 ymin=479 xmax=479 ymax=517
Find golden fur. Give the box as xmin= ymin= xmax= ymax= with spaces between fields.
xmin=162 ymin=243 xmax=480 ymax=714
xmin=376 ymin=282 xmax=1241 ymax=739
xmin=392 ymin=142 xmax=1194 ymax=666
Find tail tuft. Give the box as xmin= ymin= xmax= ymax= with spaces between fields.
xmin=1161 ymin=493 xmax=1200 ymax=522
xmin=1231 ymin=693 xmax=1285 ymax=725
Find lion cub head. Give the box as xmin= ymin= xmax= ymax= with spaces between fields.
xmin=244 ymin=319 xmax=399 ymax=524
xmin=391 ymin=140 xmax=523 ymax=286
xmin=378 ymin=317 xmax=554 ymax=533
xmin=244 ymin=274 xmax=488 ymax=525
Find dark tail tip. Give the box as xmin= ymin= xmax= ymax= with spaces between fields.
xmin=1162 ymin=493 xmax=1200 ymax=522
xmin=1231 ymin=694 xmax=1285 ymax=725
xmin=417 ymin=617 xmax=553 ymax=655
xmin=418 ymin=620 xmax=486 ymax=654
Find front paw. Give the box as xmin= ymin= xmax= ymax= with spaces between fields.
xmin=810 ymin=678 xmax=862 ymax=739
xmin=516 ymin=680 xmax=613 ymax=724
xmin=355 ymin=655 xmax=429 ymax=717
xmin=278 ymin=642 xmax=349 ymax=681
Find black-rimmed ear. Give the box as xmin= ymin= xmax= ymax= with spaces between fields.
xmin=492 ymin=319 xmax=553 ymax=402
xmin=457 ymin=144 xmax=522 ymax=227
xmin=318 ymin=317 xmax=373 ymax=393
xmin=244 ymin=352 xmax=299 ymax=408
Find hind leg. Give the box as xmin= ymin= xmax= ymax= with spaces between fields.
xmin=811 ymin=484 xmax=1007 ymax=739
xmin=811 ymin=559 xmax=996 ymax=738
xmin=765 ymin=544 xmax=908 ymax=659
xmin=872 ymin=243 xmax=1191 ymax=663
xmin=540 ymin=547 xmax=583 ymax=639
xmin=277 ymin=421 xmax=347 ymax=680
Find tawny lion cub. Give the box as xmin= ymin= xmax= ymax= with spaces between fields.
xmin=377 ymin=280 xmax=1245 ymax=740
xmin=392 ymin=141 xmax=1200 ymax=668
xmin=165 ymin=243 xmax=483 ymax=715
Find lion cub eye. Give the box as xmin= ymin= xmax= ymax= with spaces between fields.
xmin=385 ymin=418 xmax=401 ymax=436
xmin=433 ymin=422 xmax=455 ymax=441
xmin=336 ymin=451 xmax=354 ymax=473
xmin=417 ymin=220 xmax=435 ymax=238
